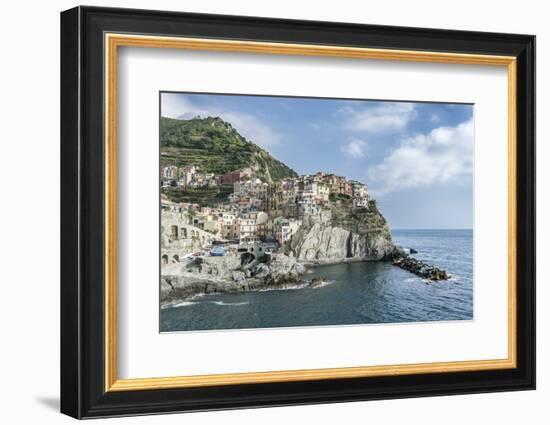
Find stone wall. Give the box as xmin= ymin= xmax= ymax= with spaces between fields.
xmin=161 ymin=210 xmax=217 ymax=263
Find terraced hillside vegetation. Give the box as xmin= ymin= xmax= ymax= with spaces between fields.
xmin=160 ymin=116 xmax=297 ymax=182
xmin=162 ymin=185 xmax=234 ymax=205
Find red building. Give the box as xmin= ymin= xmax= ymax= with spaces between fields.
xmin=219 ymin=170 xmax=249 ymax=184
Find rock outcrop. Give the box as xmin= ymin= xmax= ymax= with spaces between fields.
xmin=161 ymin=254 xmax=306 ymax=305
xmin=287 ymin=201 xmax=398 ymax=264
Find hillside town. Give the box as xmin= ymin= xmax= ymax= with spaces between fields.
xmin=157 ymin=109 xmax=455 ymax=322
xmin=160 ymin=164 xmax=373 ymax=265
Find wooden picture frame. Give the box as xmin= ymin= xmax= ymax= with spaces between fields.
xmin=61 ymin=5 xmax=535 ymax=419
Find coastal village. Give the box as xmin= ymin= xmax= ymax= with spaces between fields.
xmin=159 ymin=115 xmax=448 ymax=310
xmin=160 ymin=164 xmax=373 ymax=265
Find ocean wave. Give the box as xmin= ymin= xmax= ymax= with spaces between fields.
xmin=169 ymin=300 xmax=196 ymax=308
xmin=208 ymin=301 xmax=249 ymax=306
xmin=256 ymin=279 xmax=337 ymax=292
xmin=165 ymin=299 xmax=250 ymax=308
xmin=404 ymin=277 xmax=419 ymax=283
xmin=309 ymin=279 xmax=336 ymax=289
xmin=257 ymin=282 xmax=310 ymax=292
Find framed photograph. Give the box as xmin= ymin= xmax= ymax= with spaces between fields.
xmin=60 ymin=6 xmax=535 ymax=419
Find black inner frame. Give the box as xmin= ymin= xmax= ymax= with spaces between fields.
xmin=61 ymin=6 xmax=535 ymax=419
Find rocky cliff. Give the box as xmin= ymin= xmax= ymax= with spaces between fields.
xmin=287 ymin=201 xmax=400 ymax=264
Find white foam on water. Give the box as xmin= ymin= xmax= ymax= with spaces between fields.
xmin=208 ymin=301 xmax=250 ymax=306
xmin=404 ymin=277 xmax=419 ymax=283
xmin=309 ymin=279 xmax=336 ymax=289
xmin=257 ymin=282 xmax=310 ymax=292
xmin=166 ymin=300 xmax=196 ymax=308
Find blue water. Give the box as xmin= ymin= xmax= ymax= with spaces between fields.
xmin=160 ymin=229 xmax=473 ymax=332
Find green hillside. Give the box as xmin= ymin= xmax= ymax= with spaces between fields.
xmin=160 ymin=116 xmax=297 ymax=182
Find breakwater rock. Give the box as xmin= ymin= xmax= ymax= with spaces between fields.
xmin=392 ymin=256 xmax=448 ymax=281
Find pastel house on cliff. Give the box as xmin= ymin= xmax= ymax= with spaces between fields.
xmin=273 ymin=217 xmax=302 ymax=244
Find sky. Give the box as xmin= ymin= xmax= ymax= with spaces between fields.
xmin=161 ymin=92 xmax=474 ymax=229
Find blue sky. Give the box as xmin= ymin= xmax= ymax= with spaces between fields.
xmin=161 ymin=92 xmax=474 ymax=229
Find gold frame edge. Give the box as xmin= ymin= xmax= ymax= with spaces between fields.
xmin=104 ymin=33 xmax=518 ymax=392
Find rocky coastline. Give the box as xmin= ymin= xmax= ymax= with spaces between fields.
xmin=161 ymin=205 xmax=449 ymax=307
xmin=161 ymin=245 xmax=448 ymax=308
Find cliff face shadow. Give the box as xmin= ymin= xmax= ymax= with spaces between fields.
xmin=35 ymin=396 xmax=59 ymax=411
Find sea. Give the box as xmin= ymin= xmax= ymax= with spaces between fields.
xmin=160 ymin=229 xmax=473 ymax=332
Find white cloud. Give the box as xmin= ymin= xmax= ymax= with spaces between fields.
xmin=340 ymin=139 xmax=367 ymax=158
xmin=161 ymin=93 xmax=206 ymax=119
xmin=161 ymin=93 xmax=280 ymax=147
xmin=340 ymin=102 xmax=416 ymax=134
xmin=368 ymin=119 xmax=474 ymax=195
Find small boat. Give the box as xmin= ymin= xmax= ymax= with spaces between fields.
xmin=210 ymin=246 xmax=225 ymax=257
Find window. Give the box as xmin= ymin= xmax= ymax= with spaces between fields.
xmin=171 ymin=225 xmax=178 ymax=239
